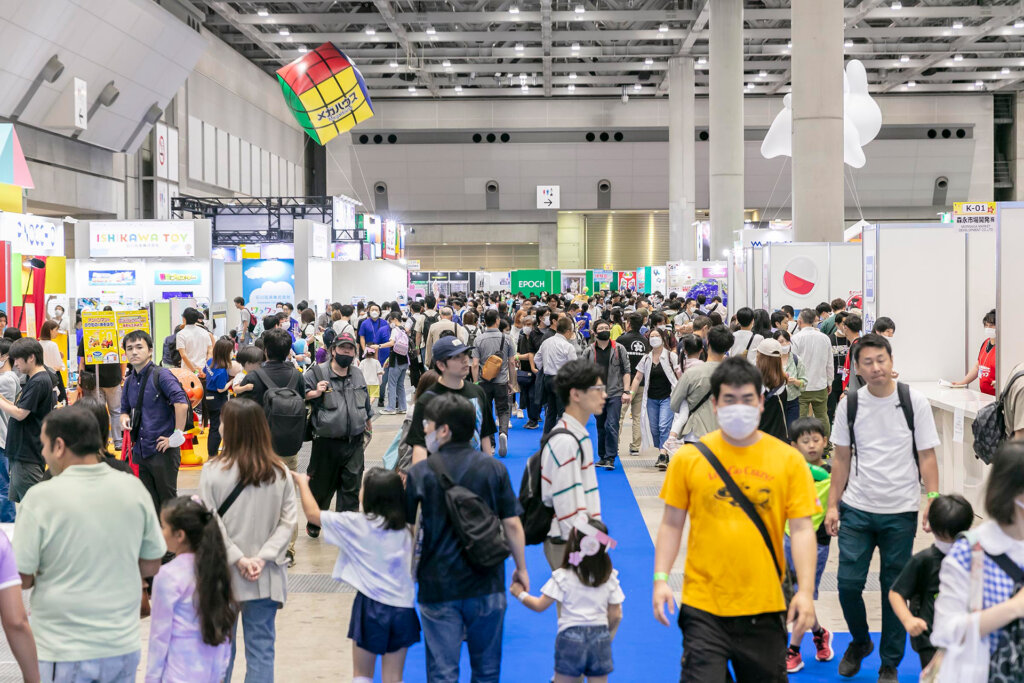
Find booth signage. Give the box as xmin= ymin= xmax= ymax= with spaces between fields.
xmin=953 ymin=202 xmax=996 ymax=233
xmin=536 ymin=186 xmax=560 ymax=209
xmin=311 ymin=223 xmax=331 ymax=259
xmin=89 ymin=221 xmax=195 ymax=258
xmin=88 ymin=270 xmax=136 ymax=286
xmin=242 ymin=259 xmax=295 ymax=318
xmin=82 ymin=311 xmax=119 ymax=365
xmin=155 ymin=270 xmax=202 ymax=285
xmin=406 ymin=259 xmax=421 ymax=270
xmin=0 ymin=213 xmax=63 ymax=256
xmin=512 ymin=270 xmax=553 ymax=295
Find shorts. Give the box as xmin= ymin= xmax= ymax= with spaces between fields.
xmin=347 ymin=591 xmax=421 ymax=655
xmin=783 ymin=534 xmax=830 ymax=600
xmin=9 ymin=460 xmax=44 ymax=503
xmin=554 ymin=625 xmax=614 ymax=677
xmin=679 ymin=605 xmax=787 ymax=683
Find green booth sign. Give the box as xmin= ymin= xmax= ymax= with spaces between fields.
xmin=511 ymin=270 xmax=559 ymax=295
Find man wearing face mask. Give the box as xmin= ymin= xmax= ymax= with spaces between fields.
xmin=582 ymin=319 xmax=632 ymax=469
xmin=303 ymin=332 xmax=374 ymax=535
xmin=535 ymin=317 xmax=579 ymax=434
xmin=614 ymin=314 xmax=649 ymax=456
xmin=653 ymin=357 xmax=820 ymax=681
xmin=515 ymin=315 xmax=542 ymax=429
xmin=825 ymin=334 xmax=940 ymax=681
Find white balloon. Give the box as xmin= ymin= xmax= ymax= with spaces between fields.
xmin=761 ymin=93 xmax=793 ymax=159
xmin=845 ymin=59 xmax=882 ymax=144
xmin=844 ymin=115 xmax=866 ymax=168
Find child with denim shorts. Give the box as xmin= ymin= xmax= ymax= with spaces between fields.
xmin=784 ymin=417 xmax=835 ymax=673
xmin=512 ymin=516 xmax=624 ymax=682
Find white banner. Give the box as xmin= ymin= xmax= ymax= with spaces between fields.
xmin=0 ymin=212 xmax=64 ymax=255
xmin=89 ymin=220 xmax=194 ymax=258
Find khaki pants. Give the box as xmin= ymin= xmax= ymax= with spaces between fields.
xmin=544 ymin=537 xmax=567 ymax=570
xmin=799 ymin=388 xmax=831 ymax=441
xmin=619 ymin=389 xmax=644 ymax=451
xmin=280 ymin=454 xmax=299 ymax=556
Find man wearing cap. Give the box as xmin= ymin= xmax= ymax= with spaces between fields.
xmin=405 ymin=336 xmax=497 ymax=466
xmin=303 ymin=332 xmax=374 ymax=536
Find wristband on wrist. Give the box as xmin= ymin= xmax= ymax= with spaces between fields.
xmin=516 ymin=591 xmax=529 ymax=603
xmin=927 ymin=491 xmax=941 ymax=499
xmin=654 ymin=572 xmax=669 ymax=583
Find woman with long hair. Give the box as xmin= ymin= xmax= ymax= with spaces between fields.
xmin=773 ymin=329 xmax=806 ymax=430
xmin=38 ymin=320 xmax=65 ymax=371
xmin=147 ymin=496 xmax=235 ymax=682
xmin=755 ymin=338 xmax=790 ymax=442
xmin=627 ymin=326 xmax=682 ymax=471
xmin=204 ymin=337 xmax=234 ymax=459
xmin=199 ymin=398 xmax=296 ymax=683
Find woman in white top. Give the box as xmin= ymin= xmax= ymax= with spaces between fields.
xmin=38 ymin=320 xmax=65 ymax=371
xmin=200 ymin=398 xmax=296 ymax=683
xmin=627 ymin=327 xmax=681 ymax=468
xmin=931 ymin=442 xmax=1024 ymax=680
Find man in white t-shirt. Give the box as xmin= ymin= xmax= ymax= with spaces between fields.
xmin=728 ymin=307 xmax=762 ymax=364
xmin=824 ymin=333 xmax=940 ymax=683
xmin=175 ymin=307 xmax=213 ymax=378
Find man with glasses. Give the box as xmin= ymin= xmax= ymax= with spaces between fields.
xmin=539 ymin=359 xmax=605 ymax=570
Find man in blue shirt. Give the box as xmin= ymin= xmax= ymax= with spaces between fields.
xmin=119 ymin=330 xmax=188 ymax=514
xmin=405 ymin=393 xmax=527 ymax=683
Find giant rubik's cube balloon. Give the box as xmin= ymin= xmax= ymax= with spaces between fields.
xmin=277 ymin=43 xmax=375 ymax=146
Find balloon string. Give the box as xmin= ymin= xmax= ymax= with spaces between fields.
xmin=759 ymin=156 xmax=789 ymax=226
xmin=845 ymin=165 xmax=865 ymax=221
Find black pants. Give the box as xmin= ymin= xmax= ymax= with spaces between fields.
xmin=827 ymin=375 xmax=843 ymax=425
xmin=138 ymin=448 xmax=181 ymax=515
xmin=308 ymin=436 xmax=364 ymax=520
xmin=408 ymin=351 xmax=424 ymax=391
xmin=480 ymin=380 xmax=510 ymax=438
xmin=206 ymin=402 xmax=224 ymax=459
xmin=678 ymin=605 xmax=787 ymax=683
xmin=517 ymin=372 xmax=540 ymax=422
xmin=541 ymin=374 xmax=564 ymax=434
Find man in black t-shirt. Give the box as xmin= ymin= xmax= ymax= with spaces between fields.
xmin=77 ymin=340 xmax=124 ymax=450
xmin=615 ymin=313 xmax=650 ymax=455
xmin=0 ymin=339 xmax=55 ymax=501
xmin=405 ymin=336 xmax=497 ymax=465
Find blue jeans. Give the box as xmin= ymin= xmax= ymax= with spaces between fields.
xmin=595 ymin=396 xmax=622 ymax=462
xmin=40 ymin=651 xmax=140 ymax=682
xmin=380 ymin=364 xmax=390 ymax=404
xmin=647 ymin=396 xmax=674 ymax=449
xmin=0 ymin=448 xmax=16 ymax=523
xmin=783 ymin=534 xmax=830 ymax=600
xmin=386 ymin=363 xmax=408 ymax=412
xmin=837 ymin=503 xmax=916 ymax=668
xmin=226 ymin=598 xmax=280 ymax=683
xmin=419 ymin=592 xmax=506 ymax=683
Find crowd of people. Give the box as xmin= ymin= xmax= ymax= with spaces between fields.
xmin=0 ymin=288 xmax=1017 ymax=682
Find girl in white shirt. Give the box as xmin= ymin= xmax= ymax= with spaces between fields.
xmin=292 ymin=468 xmax=419 ymax=683
xmin=511 ymin=517 xmax=624 ymax=682
xmin=39 ymin=320 xmax=65 ymax=371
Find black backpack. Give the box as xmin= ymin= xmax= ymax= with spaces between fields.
xmin=427 ymin=455 xmax=511 ymax=570
xmin=161 ymin=333 xmax=181 ymax=368
xmin=519 ymin=427 xmax=582 ymax=546
xmin=421 ymin=313 xmax=439 ymax=345
xmin=972 ymin=370 xmax=1024 ymax=464
xmin=254 ymin=369 xmax=306 ymax=458
xmin=847 ymin=382 xmax=917 ymax=476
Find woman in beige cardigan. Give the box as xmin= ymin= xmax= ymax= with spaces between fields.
xmin=200 ymin=398 xmax=297 ymax=683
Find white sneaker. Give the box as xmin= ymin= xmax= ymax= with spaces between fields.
xmin=499 ymin=433 xmax=508 ymax=457
xmin=515 ymin=408 xmax=524 ymax=419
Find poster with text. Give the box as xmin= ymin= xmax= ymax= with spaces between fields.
xmin=242 ymin=259 xmax=295 ymax=319
xmin=82 ymin=311 xmax=119 ymax=365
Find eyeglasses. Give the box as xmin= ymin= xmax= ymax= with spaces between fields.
xmin=586 ymin=385 xmax=607 ymax=393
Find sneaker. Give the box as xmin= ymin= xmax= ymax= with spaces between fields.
xmin=629 ymin=448 xmax=640 ymax=456
xmin=786 ymin=646 xmax=804 ymax=673
xmin=656 ymin=452 xmax=669 ymax=471
xmin=838 ymin=640 xmax=874 ymax=678
xmin=286 ymin=549 xmax=296 ymax=568
xmin=499 ymin=433 xmax=508 ymax=457
xmin=378 ymin=408 xmax=394 ymax=415
xmin=524 ymin=421 xmax=539 ymax=430
xmin=515 ymin=408 xmax=524 ymax=419
xmin=596 ymin=458 xmax=615 ymax=470
xmin=813 ymin=627 xmax=834 ymax=662
xmin=305 ymin=523 xmax=320 ymax=539
xmin=877 ymin=665 xmax=898 ymax=683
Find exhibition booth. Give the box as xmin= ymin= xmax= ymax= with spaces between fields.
xmin=666 ymin=261 xmax=728 ymax=303
xmin=760 ymin=242 xmax=861 ymax=312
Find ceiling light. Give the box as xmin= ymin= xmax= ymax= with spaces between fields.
xmin=278 ymin=28 xmax=290 ymax=36
xmin=515 ymin=43 xmax=525 ymax=51
xmin=758 ymin=70 xmax=767 ymax=78
xmin=442 ymin=59 xmax=451 ymax=67
xmin=389 ymin=59 xmax=399 ymax=68
xmin=365 ymin=27 xmax=375 ymax=35
xmin=571 ymin=42 xmax=581 ymax=51
xmin=569 ymin=71 xmax=577 ymax=79
xmin=426 ymin=26 xmax=436 ymax=34
xmin=298 ymin=45 xmax=308 ymax=53
xmin=900 ymin=54 xmax=910 ymax=63
xmin=907 ymin=80 xmax=916 ymax=87
xmin=658 ymin=23 xmax=669 ymax=33
xmin=633 ymin=83 xmax=642 ymax=90
xmin=575 ymin=4 xmax=585 ymax=13
xmin=844 ymin=40 xmax=854 ymax=48
xmin=697 ymin=56 xmax=707 ymax=65
xmin=455 ymin=85 xmax=463 ymax=93
xmin=787 ymin=41 xmax=793 ymax=48
xmin=976 ymin=79 xmax=984 ymax=86
xmin=509 ymin=4 xmax=519 ymax=13
xmin=953 ymin=54 xmax=964 ymax=62
xmin=645 ymin=57 xmax=654 ymax=65
xmin=891 ymin=0 xmax=902 ymax=9
xmin=521 ymin=84 xmax=529 ymax=92
xmin=495 ymin=72 xmax=503 ymax=78
xmin=256 ymin=7 xmax=269 ymax=17
xmin=568 ymin=84 xmax=575 ymax=92
xmin=1003 ymin=67 xmax=1012 ymax=74
xmin=408 ymin=85 xmax=417 ymax=93
xmin=1016 ymin=19 xmax=1024 ymax=28
xmin=952 ymin=20 xmax=963 ymax=30
xmin=746 ymin=82 xmax=755 ymax=89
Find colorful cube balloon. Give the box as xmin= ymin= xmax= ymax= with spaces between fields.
xmin=276 ymin=43 xmax=374 ymax=146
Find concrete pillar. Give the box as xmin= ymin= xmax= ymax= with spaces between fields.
xmin=708 ymin=0 xmax=744 ymax=259
xmin=669 ymin=57 xmax=697 ymax=261
xmin=792 ymin=0 xmax=844 ymax=241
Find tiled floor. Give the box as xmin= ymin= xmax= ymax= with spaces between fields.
xmin=0 ymin=408 xmax=932 ymax=681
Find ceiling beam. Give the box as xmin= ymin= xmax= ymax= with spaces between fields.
xmin=207 ymin=1 xmax=290 ymax=63
xmin=656 ymin=0 xmax=707 ymax=93
xmin=370 ymin=0 xmax=441 ymax=97
xmin=541 ymin=0 xmax=553 ymax=97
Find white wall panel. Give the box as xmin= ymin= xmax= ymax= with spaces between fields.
xmin=187 ymin=115 xmax=203 ymax=181
xmin=216 ymin=129 xmax=229 ymax=189
xmin=202 ymin=121 xmax=216 ymax=184
xmin=828 ymin=244 xmax=863 ymax=303
xmin=251 ymin=145 xmax=262 ymax=196
xmin=261 ymin=150 xmax=270 ymax=196
xmin=997 ymin=206 xmax=1024 ymax=387
xmin=240 ymin=140 xmax=251 ymax=195
xmin=228 ymin=134 xmax=241 ymax=191
xmin=270 ymin=153 xmax=279 ymax=195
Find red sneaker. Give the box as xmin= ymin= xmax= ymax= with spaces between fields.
xmin=786 ymin=646 xmax=804 ymax=673
xmin=813 ymin=627 xmax=834 ymax=662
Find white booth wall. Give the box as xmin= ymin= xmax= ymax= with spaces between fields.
xmin=293 ymin=219 xmax=333 ymax=316
xmin=996 ymin=204 xmax=1024 ymax=387
xmin=333 ymin=260 xmax=408 ymax=305
xmin=762 ymin=242 xmax=861 ymax=312
xmin=728 ymin=251 xmax=748 ymax=313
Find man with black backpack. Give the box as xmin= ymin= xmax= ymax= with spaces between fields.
xmin=825 ymin=334 xmax=940 ymax=682
xmin=119 ymin=330 xmax=189 ymax=515
xmin=303 ymin=332 xmax=373 ymax=534
xmin=404 ymin=392 xmax=527 ymax=683
xmin=233 ymin=296 xmax=257 ymax=344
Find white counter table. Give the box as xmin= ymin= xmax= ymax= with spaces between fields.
xmin=905 ymin=381 xmax=994 ymax=513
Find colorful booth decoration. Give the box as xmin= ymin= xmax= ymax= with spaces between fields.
xmin=0 ymin=124 xmax=33 ymax=213
xmin=277 ymin=43 xmax=375 ymax=146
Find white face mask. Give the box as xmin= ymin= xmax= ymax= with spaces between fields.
xmin=370 ymin=310 xmax=380 ymax=319
xmin=650 ymin=336 xmax=663 ymax=348
xmin=984 ymin=327 xmax=996 ymax=339
xmin=523 ymin=326 xmax=533 ymax=334
xmin=717 ymin=404 xmax=761 ymax=440
xmin=934 ymin=539 xmax=954 ymax=554
xmin=425 ymin=429 xmax=443 ymax=454
xmin=779 ymin=344 xmax=791 ymax=355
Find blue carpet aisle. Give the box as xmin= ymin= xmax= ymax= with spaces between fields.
xmin=392 ymin=412 xmax=925 ymax=682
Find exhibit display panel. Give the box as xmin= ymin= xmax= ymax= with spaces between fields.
xmin=995 ymin=204 xmax=1024 ymax=388
xmin=761 ymin=242 xmax=861 ymax=312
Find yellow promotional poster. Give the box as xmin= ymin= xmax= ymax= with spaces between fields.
xmin=82 ymin=311 xmax=119 ymax=365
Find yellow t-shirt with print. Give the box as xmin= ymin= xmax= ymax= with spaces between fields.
xmin=659 ymin=430 xmax=820 ymax=617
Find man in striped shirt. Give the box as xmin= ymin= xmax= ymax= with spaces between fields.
xmin=540 ymin=358 xmax=605 ymax=570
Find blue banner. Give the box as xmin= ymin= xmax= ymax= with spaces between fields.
xmin=242 ymin=259 xmax=295 ymax=319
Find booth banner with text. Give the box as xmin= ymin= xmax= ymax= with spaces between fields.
xmin=89 ymin=221 xmax=195 ymax=258
xmin=242 ymin=259 xmax=295 ymax=318
xmin=83 ymin=309 xmax=151 ymax=365
xmin=511 ymin=270 xmax=558 ymax=296
xmin=592 ymin=270 xmax=614 ymax=291
xmin=154 ymin=269 xmax=202 ymax=286
xmin=88 ymin=270 xmax=136 ymax=287
xmin=953 ymin=202 xmax=997 ymax=233
xmin=0 ymin=213 xmax=63 ymax=256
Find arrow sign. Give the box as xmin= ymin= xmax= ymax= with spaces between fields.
xmin=537 ymin=185 xmax=560 ymax=209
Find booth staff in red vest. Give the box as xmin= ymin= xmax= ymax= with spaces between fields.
xmin=953 ymin=309 xmax=997 ymax=395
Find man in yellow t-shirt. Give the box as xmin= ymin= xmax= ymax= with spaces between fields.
xmin=652 ymin=356 xmax=820 ymax=682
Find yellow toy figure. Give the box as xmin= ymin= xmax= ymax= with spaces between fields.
xmin=169 ymin=368 xmax=207 ymax=467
